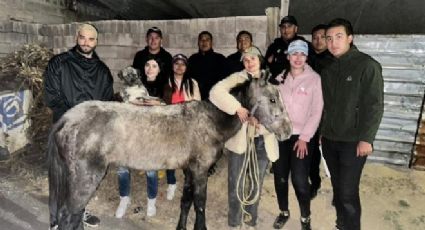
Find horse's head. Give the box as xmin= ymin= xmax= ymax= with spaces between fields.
xmin=247 ymin=71 xmax=292 ymax=141
xmin=118 ymin=66 xmax=142 ymax=86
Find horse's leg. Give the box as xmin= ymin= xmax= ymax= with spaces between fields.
xmin=58 ymin=158 xmax=108 ymax=230
xmin=176 ymin=168 xmax=194 ymax=230
xmin=192 ymin=164 xmax=209 ymax=230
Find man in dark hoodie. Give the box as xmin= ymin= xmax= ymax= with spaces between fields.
xmin=187 ymin=31 xmax=230 ymax=100
xmin=321 ymin=18 xmax=383 ymax=230
xmin=44 ymin=23 xmax=114 ymax=230
xmin=132 ymin=26 xmax=173 ymax=81
xmin=265 ymin=15 xmax=313 ymax=77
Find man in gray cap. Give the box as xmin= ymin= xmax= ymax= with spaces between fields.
xmin=265 ymin=15 xmax=313 ymax=78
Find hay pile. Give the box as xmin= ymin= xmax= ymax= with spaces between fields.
xmin=0 ymin=44 xmax=54 ymax=152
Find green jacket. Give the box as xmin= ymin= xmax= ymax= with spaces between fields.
xmin=321 ymin=46 xmax=384 ymax=144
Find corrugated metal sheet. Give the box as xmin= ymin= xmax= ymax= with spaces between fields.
xmin=354 ymin=35 xmax=425 ymax=166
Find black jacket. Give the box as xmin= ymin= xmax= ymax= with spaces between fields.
xmin=44 ymin=47 xmax=114 ymax=122
xmin=265 ymin=35 xmax=314 ymax=77
xmin=132 ymin=47 xmax=173 ymax=79
xmin=310 ymin=49 xmax=333 ymax=74
xmin=187 ymin=49 xmax=230 ymax=100
xmin=227 ymin=51 xmax=244 ymax=74
xmin=321 ymin=46 xmax=384 ymax=143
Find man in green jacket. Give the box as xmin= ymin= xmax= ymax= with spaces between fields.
xmin=321 ymin=18 xmax=384 ymax=230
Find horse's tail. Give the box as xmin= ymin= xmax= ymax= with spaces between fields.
xmin=47 ymin=120 xmax=68 ymax=228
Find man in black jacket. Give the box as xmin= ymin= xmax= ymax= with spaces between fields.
xmin=227 ymin=30 xmax=253 ymax=74
xmin=132 ymin=27 xmax=172 ymax=81
xmin=44 ymin=23 xmax=114 ymax=229
xmin=309 ymin=24 xmax=334 ymax=200
xmin=265 ymin=15 xmax=314 ymax=78
xmin=187 ymin=31 xmax=230 ymax=100
xmin=321 ymin=18 xmax=384 ymax=230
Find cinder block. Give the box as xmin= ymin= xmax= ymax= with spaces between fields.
xmin=39 ymin=25 xmax=52 ymax=36
xmin=63 ymin=35 xmax=75 ymax=48
xmin=168 ymin=33 xmax=196 ymax=49
xmin=11 ymin=21 xmax=25 ymax=33
xmin=253 ymin=33 xmax=267 ymax=52
xmin=0 ymin=21 xmax=12 ymax=32
xmin=222 ymin=17 xmax=236 ymax=34
xmin=117 ymin=33 xmax=134 ymax=46
xmin=235 ymin=16 xmax=268 ymax=34
xmin=116 ymin=46 xmax=139 ymax=59
xmin=52 ymin=36 xmax=63 ymax=48
xmin=214 ymin=33 xmax=236 ymax=49
xmin=129 ymin=20 xmax=143 ymax=35
xmin=96 ymin=45 xmax=118 ymax=58
xmin=103 ymin=58 xmax=133 ymax=71
xmin=0 ymin=32 xmax=27 ymax=44
xmin=166 ymin=19 xmax=192 ymax=34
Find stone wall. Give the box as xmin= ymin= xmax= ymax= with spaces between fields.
xmin=0 ymin=17 xmax=268 ymax=89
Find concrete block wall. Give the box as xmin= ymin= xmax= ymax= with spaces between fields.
xmin=0 ymin=16 xmax=268 ymax=89
xmin=0 ymin=21 xmax=46 ymax=58
xmin=0 ymin=0 xmax=74 ymax=24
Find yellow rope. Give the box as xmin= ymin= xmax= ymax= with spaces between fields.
xmin=235 ymin=124 xmax=261 ymax=224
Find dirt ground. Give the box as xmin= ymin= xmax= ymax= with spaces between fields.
xmin=1 ymin=150 xmax=425 ymax=230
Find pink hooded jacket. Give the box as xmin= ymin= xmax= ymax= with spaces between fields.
xmin=277 ymin=64 xmax=323 ymax=142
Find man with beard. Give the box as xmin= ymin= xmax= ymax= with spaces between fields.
xmin=44 ymin=23 xmax=114 ymax=229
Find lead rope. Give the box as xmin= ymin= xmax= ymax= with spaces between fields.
xmin=235 ymin=123 xmax=261 ymax=224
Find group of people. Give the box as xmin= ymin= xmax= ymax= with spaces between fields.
xmin=44 ymin=14 xmax=383 ymax=230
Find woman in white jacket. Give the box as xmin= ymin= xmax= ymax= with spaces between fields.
xmin=209 ymin=46 xmax=275 ymax=229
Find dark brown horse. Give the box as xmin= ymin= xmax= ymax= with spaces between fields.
xmin=48 ymin=76 xmax=292 ymax=230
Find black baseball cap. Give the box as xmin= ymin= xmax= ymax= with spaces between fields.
xmin=146 ymin=26 xmax=162 ymax=38
xmin=279 ymin=16 xmax=298 ymax=27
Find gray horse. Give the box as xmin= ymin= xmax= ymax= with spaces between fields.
xmin=48 ymin=76 xmax=292 ymax=230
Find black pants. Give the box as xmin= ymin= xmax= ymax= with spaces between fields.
xmin=309 ymin=132 xmax=322 ymax=190
xmin=322 ymin=138 xmax=367 ymax=230
xmin=272 ymin=135 xmax=312 ymax=218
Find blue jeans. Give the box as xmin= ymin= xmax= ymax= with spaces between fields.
xmin=117 ymin=167 xmax=176 ymax=199
xmin=228 ymin=136 xmax=269 ymax=227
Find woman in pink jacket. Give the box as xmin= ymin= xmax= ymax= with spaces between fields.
xmin=272 ymin=39 xmax=323 ymax=230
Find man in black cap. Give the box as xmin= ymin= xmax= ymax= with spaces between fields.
xmin=133 ymin=26 xmax=172 ymax=81
xmin=265 ymin=15 xmax=313 ymax=77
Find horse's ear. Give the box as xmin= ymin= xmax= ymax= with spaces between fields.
xmin=259 ymin=70 xmax=271 ymax=87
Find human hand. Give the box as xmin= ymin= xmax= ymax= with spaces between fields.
xmin=236 ymin=107 xmax=249 ymax=123
xmin=142 ymin=99 xmax=161 ymax=106
xmin=267 ymin=54 xmax=274 ymax=64
xmin=247 ymin=116 xmax=260 ymax=129
xmin=293 ymin=139 xmax=308 ymax=159
xmin=357 ymin=141 xmax=373 ymax=157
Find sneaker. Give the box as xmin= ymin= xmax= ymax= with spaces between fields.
xmin=301 ymin=216 xmax=311 ymax=230
xmin=273 ymin=210 xmax=290 ymax=229
xmin=49 ymin=224 xmax=58 ymax=230
xmin=167 ymin=184 xmax=177 ymax=200
xmin=147 ymin=198 xmax=156 ymax=217
xmin=115 ymin=196 xmax=130 ymax=218
xmin=83 ymin=210 xmax=100 ymax=227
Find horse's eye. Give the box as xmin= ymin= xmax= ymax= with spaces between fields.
xmin=270 ymin=98 xmax=276 ymax=103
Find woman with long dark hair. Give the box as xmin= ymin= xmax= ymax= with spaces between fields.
xmin=163 ymin=54 xmax=200 ymax=104
xmin=115 ymin=57 xmax=167 ymax=218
